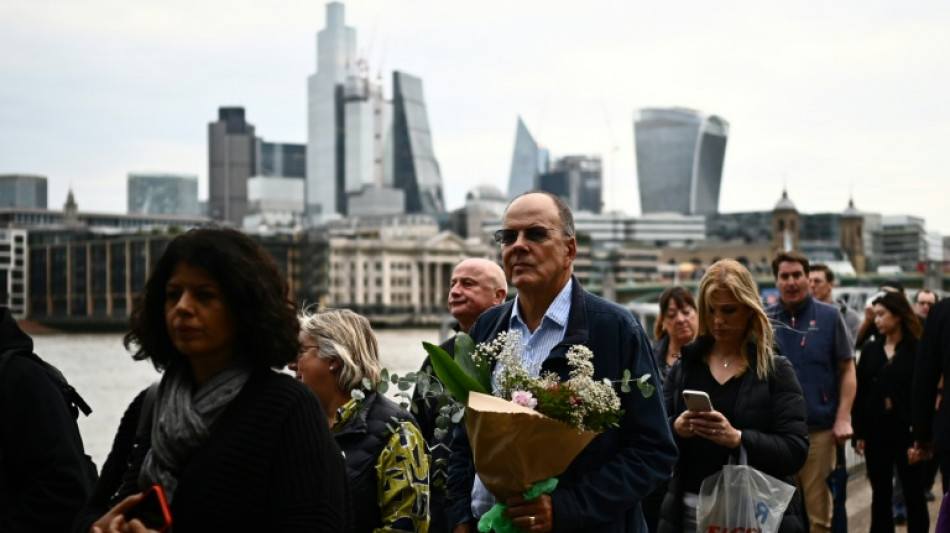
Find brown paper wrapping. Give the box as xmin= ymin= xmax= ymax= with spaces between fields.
xmin=465 ymin=392 xmax=598 ymax=501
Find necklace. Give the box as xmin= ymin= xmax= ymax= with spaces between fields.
xmin=722 ymin=358 xmax=731 ymax=368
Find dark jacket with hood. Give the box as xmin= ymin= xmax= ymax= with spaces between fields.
xmin=658 ymin=336 xmax=808 ymax=533
xmin=0 ymin=307 xmax=96 ymax=531
xmin=447 ymin=277 xmax=678 ymax=533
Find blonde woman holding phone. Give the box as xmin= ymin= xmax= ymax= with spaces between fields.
xmin=658 ymin=259 xmax=809 ymax=533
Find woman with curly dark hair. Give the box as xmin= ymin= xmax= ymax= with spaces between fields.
xmin=74 ymin=227 xmax=349 ymax=533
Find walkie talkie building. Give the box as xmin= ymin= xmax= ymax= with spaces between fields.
xmin=634 ymin=108 xmax=728 ymax=215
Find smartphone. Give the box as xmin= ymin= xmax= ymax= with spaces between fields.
xmin=125 ymin=484 xmax=172 ymax=533
xmin=682 ymin=389 xmax=713 ymax=412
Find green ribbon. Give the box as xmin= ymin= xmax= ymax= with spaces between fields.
xmin=477 ymin=478 xmax=559 ymax=533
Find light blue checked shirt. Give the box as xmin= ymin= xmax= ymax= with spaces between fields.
xmin=471 ymin=279 xmax=573 ymax=517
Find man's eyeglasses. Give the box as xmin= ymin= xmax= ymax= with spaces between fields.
xmin=492 ymin=226 xmax=568 ymax=246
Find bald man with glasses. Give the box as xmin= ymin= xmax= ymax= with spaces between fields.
xmin=447 ymin=191 xmax=676 ymax=533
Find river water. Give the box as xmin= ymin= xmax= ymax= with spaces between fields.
xmin=35 ymin=328 xmax=442 ymax=470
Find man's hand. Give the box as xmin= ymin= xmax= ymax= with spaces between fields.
xmin=833 ymin=417 xmax=853 ymax=444
xmin=506 ymin=493 xmax=554 ymax=532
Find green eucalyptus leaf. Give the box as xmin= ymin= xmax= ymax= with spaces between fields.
xmin=351 ymin=388 xmax=365 ymax=401
xmin=434 ymin=428 xmax=447 ymax=441
xmin=380 ymin=368 xmax=390 ymax=381
xmin=398 ymin=380 xmax=412 ymax=391
xmin=377 ymin=381 xmax=389 ymax=394
xmin=451 ymin=408 xmax=465 ymax=424
xmin=436 ymin=414 xmax=450 ymax=428
xmin=361 ymin=377 xmax=372 ymax=390
xmin=637 ymin=376 xmax=655 ymax=398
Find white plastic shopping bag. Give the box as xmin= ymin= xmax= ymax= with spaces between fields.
xmin=697 ymin=448 xmax=796 ymax=533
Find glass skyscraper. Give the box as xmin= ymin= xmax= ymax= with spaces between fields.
xmin=392 ymin=71 xmax=444 ymax=215
xmin=634 ymin=107 xmax=728 ymax=215
xmin=307 ymin=1 xmax=356 ymax=223
xmin=507 ymin=117 xmax=548 ymax=200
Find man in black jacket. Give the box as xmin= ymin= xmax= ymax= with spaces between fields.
xmin=0 ymin=307 xmax=96 ymax=531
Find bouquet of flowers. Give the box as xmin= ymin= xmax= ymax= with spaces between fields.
xmin=422 ymin=331 xmax=654 ymax=510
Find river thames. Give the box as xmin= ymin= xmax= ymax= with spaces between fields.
xmin=35 ymin=328 xmax=442 ymax=470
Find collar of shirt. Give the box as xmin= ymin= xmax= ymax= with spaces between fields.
xmin=510 ymin=278 xmax=573 ymax=335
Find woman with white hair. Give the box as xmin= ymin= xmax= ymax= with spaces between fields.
xmin=291 ymin=308 xmax=430 ymax=533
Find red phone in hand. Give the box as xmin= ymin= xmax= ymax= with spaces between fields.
xmin=125 ymin=484 xmax=172 ymax=532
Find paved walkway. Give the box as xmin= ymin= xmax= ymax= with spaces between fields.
xmin=845 ymin=473 xmax=942 ymax=531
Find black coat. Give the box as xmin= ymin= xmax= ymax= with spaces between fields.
xmin=0 ymin=308 xmax=95 ymax=532
xmin=73 ymin=370 xmax=349 ymax=533
xmin=659 ymin=336 xmax=808 ymax=533
xmin=913 ymin=298 xmax=950 ymax=451
xmin=854 ymin=335 xmax=918 ymax=440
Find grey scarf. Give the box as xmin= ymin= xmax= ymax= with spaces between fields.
xmin=139 ymin=361 xmax=251 ymax=502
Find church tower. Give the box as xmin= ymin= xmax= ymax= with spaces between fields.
xmin=840 ymin=197 xmax=866 ymax=274
xmin=771 ymin=188 xmax=800 ymax=252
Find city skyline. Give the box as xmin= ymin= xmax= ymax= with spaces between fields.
xmin=1 ymin=2 xmax=948 ymax=232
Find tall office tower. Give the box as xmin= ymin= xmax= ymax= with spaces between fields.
xmin=507 ymin=117 xmax=549 ymax=200
xmin=306 ymin=1 xmax=357 ymax=224
xmin=538 ymin=156 xmax=603 ymax=214
xmin=256 ymin=140 xmax=306 ymax=179
xmin=127 ymin=173 xmax=199 ymax=215
xmin=208 ymin=107 xmax=256 ymax=225
xmin=634 ymin=107 xmax=729 ymax=215
xmin=343 ymin=63 xmax=391 ymax=196
xmin=392 ymin=70 xmax=444 ymax=215
xmin=0 ymin=174 xmax=47 ymax=208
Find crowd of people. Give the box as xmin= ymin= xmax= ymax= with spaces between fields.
xmin=3 ymin=192 xmax=950 ymax=533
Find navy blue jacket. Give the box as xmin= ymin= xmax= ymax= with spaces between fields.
xmin=447 ymin=278 xmax=678 ymax=533
xmin=767 ymin=295 xmax=853 ymax=430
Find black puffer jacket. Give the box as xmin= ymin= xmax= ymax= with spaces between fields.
xmin=658 ymin=336 xmax=809 ymax=533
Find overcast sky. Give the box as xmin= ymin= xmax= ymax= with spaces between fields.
xmin=2 ymin=1 xmax=948 ymax=233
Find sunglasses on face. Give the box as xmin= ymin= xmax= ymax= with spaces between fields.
xmin=493 ymin=226 xmax=565 ymax=246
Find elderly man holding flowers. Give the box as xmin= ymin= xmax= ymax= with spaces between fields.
xmin=446 ymin=191 xmax=678 ymax=533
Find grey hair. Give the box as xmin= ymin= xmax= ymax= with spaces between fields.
xmin=298 ymin=308 xmax=381 ymax=393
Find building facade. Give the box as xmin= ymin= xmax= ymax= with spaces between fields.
xmin=0 ymin=229 xmax=27 ymax=317
xmin=127 ymin=173 xmax=199 ymax=216
xmin=538 ymin=155 xmax=603 ymax=214
xmin=634 ymin=107 xmax=728 ymax=215
xmin=208 ymin=107 xmax=256 ymax=225
xmin=0 ymin=174 xmax=47 ymax=209
xmin=257 ymin=140 xmax=306 ymax=179
xmin=244 ymin=176 xmax=306 ymax=231
xmin=322 ymin=215 xmax=493 ymax=321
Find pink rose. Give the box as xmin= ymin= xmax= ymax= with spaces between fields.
xmin=512 ymin=390 xmax=538 ymax=409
